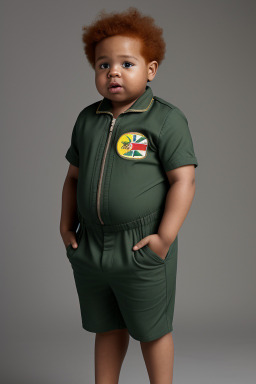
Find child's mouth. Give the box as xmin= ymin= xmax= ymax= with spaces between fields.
xmin=108 ymin=85 xmax=123 ymax=93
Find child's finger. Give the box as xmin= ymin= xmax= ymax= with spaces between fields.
xmin=71 ymin=241 xmax=78 ymax=249
xmin=133 ymin=236 xmax=150 ymax=250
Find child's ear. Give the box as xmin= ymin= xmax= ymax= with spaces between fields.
xmin=148 ymin=60 xmax=158 ymax=81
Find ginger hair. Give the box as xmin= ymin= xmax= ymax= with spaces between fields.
xmin=82 ymin=7 xmax=166 ymax=69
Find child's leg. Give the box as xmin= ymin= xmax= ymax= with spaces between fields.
xmin=140 ymin=332 xmax=174 ymax=384
xmin=95 ymin=328 xmax=130 ymax=384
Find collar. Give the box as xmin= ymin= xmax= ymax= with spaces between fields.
xmin=96 ymin=85 xmax=154 ymax=115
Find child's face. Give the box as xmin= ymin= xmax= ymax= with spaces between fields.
xmin=94 ymin=35 xmax=158 ymax=111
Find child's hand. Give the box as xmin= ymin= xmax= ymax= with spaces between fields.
xmin=133 ymin=234 xmax=170 ymax=260
xmin=62 ymin=230 xmax=78 ymax=250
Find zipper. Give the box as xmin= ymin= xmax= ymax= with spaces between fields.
xmin=97 ymin=116 xmax=117 ymax=224
xmin=96 ymin=108 xmax=138 ymax=225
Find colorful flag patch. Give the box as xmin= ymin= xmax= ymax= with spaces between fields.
xmin=116 ymin=132 xmax=148 ymax=160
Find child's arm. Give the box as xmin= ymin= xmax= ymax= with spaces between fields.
xmin=133 ymin=164 xmax=196 ymax=258
xmin=157 ymin=164 xmax=196 ymax=246
xmin=59 ymin=164 xmax=80 ymax=249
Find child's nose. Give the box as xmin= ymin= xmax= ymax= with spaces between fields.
xmin=108 ymin=66 xmax=121 ymax=77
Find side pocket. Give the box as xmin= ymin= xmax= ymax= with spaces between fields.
xmin=139 ymin=222 xmax=177 ymax=264
xmin=143 ymin=244 xmax=166 ymax=263
xmin=66 ymin=223 xmax=84 ymax=259
xmin=143 ymin=236 xmax=177 ymax=264
xmin=164 ymin=236 xmax=178 ymax=262
xmin=66 ymin=243 xmax=74 ymax=258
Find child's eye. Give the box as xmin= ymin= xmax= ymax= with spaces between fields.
xmin=99 ymin=63 xmax=109 ymax=69
xmin=122 ymin=62 xmax=134 ymax=68
xmin=99 ymin=62 xmax=134 ymax=69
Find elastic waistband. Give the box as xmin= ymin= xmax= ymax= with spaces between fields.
xmin=79 ymin=208 xmax=164 ymax=233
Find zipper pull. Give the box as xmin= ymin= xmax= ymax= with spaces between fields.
xmin=109 ymin=117 xmax=116 ymax=132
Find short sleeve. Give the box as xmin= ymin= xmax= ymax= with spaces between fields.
xmin=65 ymin=116 xmax=79 ymax=167
xmin=158 ymin=108 xmax=198 ymax=172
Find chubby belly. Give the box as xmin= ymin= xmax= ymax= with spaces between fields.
xmin=106 ymin=172 xmax=168 ymax=224
xmin=77 ymin=156 xmax=169 ymax=226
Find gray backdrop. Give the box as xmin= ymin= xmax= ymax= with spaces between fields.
xmin=1 ymin=0 xmax=255 ymax=383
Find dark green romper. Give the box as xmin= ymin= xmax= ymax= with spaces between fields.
xmin=65 ymin=85 xmax=198 ymax=342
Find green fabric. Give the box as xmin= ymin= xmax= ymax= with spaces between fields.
xmin=64 ymin=85 xmax=198 ymax=341
xmin=66 ymin=215 xmax=177 ymax=342
xmin=65 ymin=85 xmax=198 ymax=227
xmin=158 ymin=106 xmax=198 ymax=171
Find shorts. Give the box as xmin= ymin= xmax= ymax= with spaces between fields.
xmin=65 ymin=210 xmax=178 ymax=342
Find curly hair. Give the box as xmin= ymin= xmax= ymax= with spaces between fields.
xmin=82 ymin=7 xmax=166 ymax=69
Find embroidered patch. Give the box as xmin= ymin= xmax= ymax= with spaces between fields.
xmin=116 ymin=132 xmax=148 ymax=160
